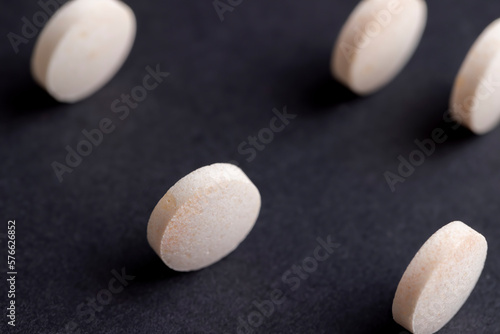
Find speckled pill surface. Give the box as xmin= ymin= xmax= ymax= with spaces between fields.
xmin=332 ymin=0 xmax=427 ymax=95
xmin=450 ymin=19 xmax=500 ymax=134
xmin=31 ymin=0 xmax=136 ymax=103
xmin=147 ymin=163 xmax=261 ymax=272
xmin=392 ymin=221 xmax=488 ymax=334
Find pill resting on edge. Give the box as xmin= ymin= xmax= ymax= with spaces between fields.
xmin=332 ymin=0 xmax=427 ymax=95
xmin=31 ymin=0 xmax=136 ymax=103
xmin=147 ymin=163 xmax=261 ymax=272
xmin=450 ymin=19 xmax=500 ymax=134
xmin=392 ymin=221 xmax=488 ymax=334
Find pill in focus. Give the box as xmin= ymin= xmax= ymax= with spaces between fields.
xmin=392 ymin=221 xmax=488 ymax=334
xmin=147 ymin=163 xmax=261 ymax=272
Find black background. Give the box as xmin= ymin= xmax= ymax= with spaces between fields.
xmin=1 ymin=0 xmax=500 ymax=333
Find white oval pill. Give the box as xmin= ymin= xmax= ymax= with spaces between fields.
xmin=393 ymin=221 xmax=487 ymax=334
xmin=450 ymin=19 xmax=500 ymax=134
xmin=147 ymin=163 xmax=261 ymax=272
xmin=31 ymin=0 xmax=136 ymax=103
xmin=332 ymin=0 xmax=427 ymax=95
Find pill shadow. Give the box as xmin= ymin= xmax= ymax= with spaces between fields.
xmin=407 ymin=85 xmax=476 ymax=146
xmin=369 ymin=321 xmax=411 ymax=334
xmin=1 ymin=76 xmax=61 ymax=117
xmin=328 ymin=280 xmax=404 ymax=334
xmin=436 ymin=119 xmax=476 ymax=144
xmin=127 ymin=251 xmax=183 ymax=283
xmin=269 ymin=50 xmax=358 ymax=115
xmin=335 ymin=307 xmax=409 ymax=334
xmin=303 ymin=75 xmax=358 ymax=112
xmin=418 ymin=111 xmax=478 ymax=152
xmin=393 ymin=89 xmax=478 ymax=165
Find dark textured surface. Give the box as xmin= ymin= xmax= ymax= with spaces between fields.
xmin=1 ymin=0 xmax=500 ymax=333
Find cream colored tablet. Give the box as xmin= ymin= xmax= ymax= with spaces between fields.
xmin=147 ymin=163 xmax=261 ymax=272
xmin=332 ymin=0 xmax=427 ymax=95
xmin=31 ymin=0 xmax=136 ymax=103
xmin=450 ymin=19 xmax=500 ymax=134
xmin=393 ymin=221 xmax=487 ymax=334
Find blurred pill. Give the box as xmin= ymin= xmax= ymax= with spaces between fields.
xmin=451 ymin=19 xmax=500 ymax=134
xmin=332 ymin=0 xmax=427 ymax=95
xmin=31 ymin=0 xmax=136 ymax=103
